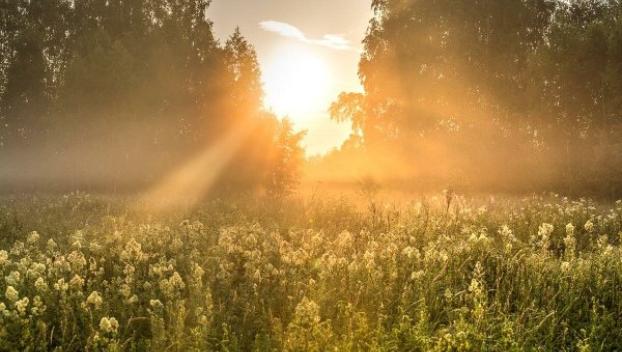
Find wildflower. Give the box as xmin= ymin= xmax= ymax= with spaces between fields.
xmin=86 ymin=291 xmax=103 ymax=309
xmin=538 ymin=223 xmax=554 ymax=238
xmin=535 ymin=223 xmax=554 ymax=251
xmin=120 ymin=239 xmax=144 ymax=262
xmin=191 ymin=263 xmax=205 ymax=285
xmin=123 ymin=264 xmax=136 ymax=278
xmin=401 ymin=246 xmax=416 ymax=259
xmin=169 ymin=272 xmax=185 ymax=291
xmin=411 ymin=270 xmax=425 ymax=281
xmin=99 ymin=316 xmax=119 ymax=334
xmin=31 ymin=295 xmax=45 ymax=316
xmin=70 ymin=274 xmax=85 ymax=289
xmin=67 ymin=251 xmax=87 ymax=272
xmin=15 ymin=297 xmax=29 ymax=315
xmin=5 ymin=271 xmax=21 ymax=286
xmin=27 ymin=231 xmax=40 ymax=244
xmin=70 ymin=230 xmax=84 ymax=248
xmin=119 ymin=284 xmax=132 ymax=298
xmin=499 ymin=225 xmax=514 ymax=240
xmin=5 ymin=286 xmax=19 ymax=302
xmin=54 ymin=278 xmax=69 ymax=292
xmin=564 ymin=224 xmax=577 ymax=259
xmin=335 ymin=231 xmax=353 ymax=253
xmin=34 ymin=277 xmax=48 ymax=292
xmin=468 ymin=277 xmax=482 ymax=296
xmin=126 ymin=294 xmax=138 ymax=304
xmin=0 ymin=250 xmax=8 ymax=266
xmin=52 ymin=256 xmax=71 ymax=273
xmin=149 ymin=299 xmax=164 ymax=310
xmin=28 ymin=262 xmax=46 ymax=279
xmin=10 ymin=241 xmax=25 ymax=256
xmin=584 ymin=220 xmax=594 ymax=233
xmin=46 ymin=239 xmax=58 ymax=251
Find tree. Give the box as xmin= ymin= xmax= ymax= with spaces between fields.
xmin=327 ymin=0 xmax=622 ymax=195
xmin=0 ymin=0 xmax=305 ymax=194
xmin=224 ymin=28 xmax=264 ymax=122
xmin=265 ymin=119 xmax=305 ymax=199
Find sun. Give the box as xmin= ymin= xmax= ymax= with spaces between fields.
xmin=263 ymin=45 xmax=331 ymax=121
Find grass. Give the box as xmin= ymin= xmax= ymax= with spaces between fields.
xmin=0 ymin=192 xmax=621 ymax=351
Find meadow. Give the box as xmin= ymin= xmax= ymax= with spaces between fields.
xmin=0 ymin=193 xmax=621 ymax=351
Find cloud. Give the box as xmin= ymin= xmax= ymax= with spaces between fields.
xmin=259 ymin=20 xmax=355 ymax=51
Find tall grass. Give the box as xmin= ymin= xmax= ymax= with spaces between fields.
xmin=0 ymin=193 xmax=621 ymax=351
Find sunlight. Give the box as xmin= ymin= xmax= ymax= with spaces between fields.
xmin=138 ymin=122 xmax=253 ymax=213
xmin=263 ymin=45 xmax=331 ymax=121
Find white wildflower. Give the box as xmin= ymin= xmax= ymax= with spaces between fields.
xmin=28 ymin=262 xmax=46 ymax=279
xmin=15 ymin=297 xmax=29 ymax=315
xmin=169 ymin=272 xmax=185 ymax=291
xmin=70 ymin=274 xmax=84 ymax=289
xmin=5 ymin=271 xmax=21 ymax=286
xmin=31 ymin=295 xmax=45 ymax=316
xmin=67 ymin=251 xmax=87 ymax=272
xmin=54 ymin=278 xmax=69 ymax=292
xmin=99 ymin=316 xmax=119 ymax=334
xmin=410 ymin=270 xmax=425 ymax=281
xmin=34 ymin=277 xmax=48 ymax=292
xmin=0 ymin=250 xmax=8 ymax=266
xmin=86 ymin=291 xmax=103 ymax=309
xmin=46 ymin=239 xmax=57 ymax=251
xmin=538 ymin=223 xmax=554 ymax=238
xmin=27 ymin=231 xmax=40 ymax=244
xmin=584 ymin=220 xmax=594 ymax=233
xmin=5 ymin=286 xmax=19 ymax=302
xmin=120 ymin=238 xmax=144 ymax=262
xmin=126 ymin=294 xmax=138 ymax=304
xmin=149 ymin=299 xmax=164 ymax=310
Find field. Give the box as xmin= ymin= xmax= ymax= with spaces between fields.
xmin=1 ymin=193 xmax=621 ymax=351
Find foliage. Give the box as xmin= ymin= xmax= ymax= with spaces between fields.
xmin=0 ymin=1 xmax=302 ymax=195
xmin=329 ymin=0 xmax=622 ymax=196
xmin=0 ymin=193 xmax=622 ymax=350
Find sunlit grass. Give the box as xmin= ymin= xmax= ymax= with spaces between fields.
xmin=0 ymin=193 xmax=621 ymax=351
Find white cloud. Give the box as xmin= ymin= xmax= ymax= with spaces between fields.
xmin=259 ymin=21 xmax=306 ymax=41
xmin=259 ymin=20 xmax=355 ymax=51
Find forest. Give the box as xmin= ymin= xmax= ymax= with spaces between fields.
xmin=1 ymin=0 xmax=621 ymax=197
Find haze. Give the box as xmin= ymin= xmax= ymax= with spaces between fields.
xmin=207 ymin=0 xmax=372 ymax=155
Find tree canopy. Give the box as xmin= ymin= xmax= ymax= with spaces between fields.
xmin=327 ymin=0 xmax=622 ymax=196
xmin=0 ymin=0 xmax=303 ymax=194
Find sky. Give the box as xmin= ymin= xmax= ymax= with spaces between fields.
xmin=207 ymin=0 xmax=372 ymax=156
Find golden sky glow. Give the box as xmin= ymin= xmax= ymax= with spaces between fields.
xmin=263 ymin=45 xmax=331 ymax=119
xmin=207 ymin=0 xmax=372 ymax=155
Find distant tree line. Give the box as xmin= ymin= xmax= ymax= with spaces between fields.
xmin=326 ymin=0 xmax=622 ymax=197
xmin=0 ymin=0 xmax=302 ymax=196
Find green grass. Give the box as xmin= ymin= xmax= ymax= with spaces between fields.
xmin=0 ymin=193 xmax=621 ymax=351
